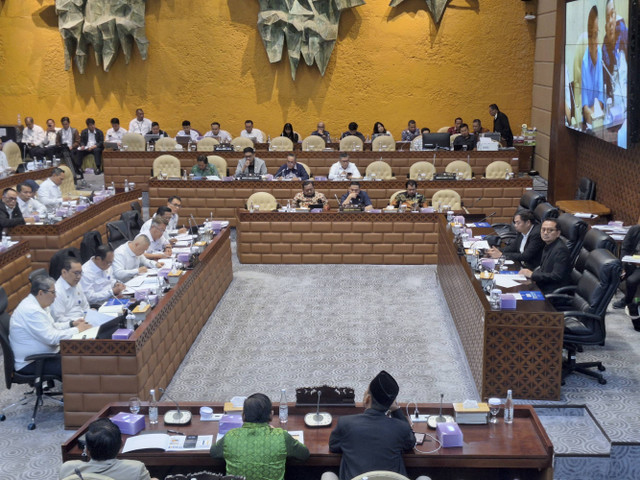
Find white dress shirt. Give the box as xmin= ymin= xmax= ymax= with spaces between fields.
xmin=42 ymin=130 xmax=58 ymax=147
xmin=50 ymin=276 xmax=90 ymax=324
xmin=0 ymin=151 xmax=9 ymax=172
xmin=106 ymin=127 xmax=127 ymax=142
xmin=519 ymin=225 xmax=534 ymax=253
xmin=22 ymin=125 xmax=45 ymax=146
xmin=60 ymin=127 xmax=74 ymax=147
xmin=9 ymin=294 xmax=78 ymax=371
xmin=37 ymin=178 xmax=63 ymax=208
xmin=328 ymin=161 xmax=362 ymax=181
xmin=128 ymin=118 xmax=152 ymax=135
xmin=143 ymin=231 xmax=170 ymax=253
xmin=80 ymin=258 xmax=116 ymax=304
xmin=141 ymin=217 xmax=172 ymax=242
xmin=17 ymin=196 xmax=46 ymax=216
xmin=112 ymin=242 xmax=156 ymax=282
xmin=176 ymin=130 xmax=199 ymax=141
xmin=204 ymin=129 xmax=232 ymax=143
xmin=168 ymin=213 xmax=179 ymax=231
xmin=240 ymin=128 xmax=265 ymax=143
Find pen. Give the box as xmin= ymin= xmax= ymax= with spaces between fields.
xmin=167 ymin=429 xmax=185 ymax=435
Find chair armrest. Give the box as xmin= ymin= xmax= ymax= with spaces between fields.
xmin=551 ymin=285 xmax=578 ymax=295
xmin=562 ymin=311 xmax=602 ymax=321
xmin=545 ymin=293 xmax=575 ymax=311
xmin=25 ymin=353 xmax=61 ymax=381
xmin=24 ymin=353 xmax=60 ymax=362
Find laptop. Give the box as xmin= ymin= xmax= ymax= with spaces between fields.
xmin=71 ymin=314 xmax=125 ymax=340
xmin=175 ymin=135 xmax=192 ymax=146
xmin=144 ymin=134 xmax=162 ymax=142
xmin=104 ymin=141 xmax=119 ymax=150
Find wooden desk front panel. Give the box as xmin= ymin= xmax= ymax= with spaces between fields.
xmin=8 ymin=190 xmax=141 ymax=270
xmin=149 ymin=178 xmax=531 ymax=226
xmin=0 ymin=241 xmax=32 ymax=313
xmin=104 ymin=150 xmax=519 ymax=192
xmin=436 ymin=218 xmax=563 ymax=400
xmin=236 ymin=211 xmax=439 ymax=265
xmin=60 ymin=229 xmax=233 ymax=428
xmin=0 ymin=167 xmax=55 ymax=191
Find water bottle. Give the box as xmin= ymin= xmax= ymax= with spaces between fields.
xmin=286 ymin=200 xmax=291 ymax=212
xmin=124 ymin=179 xmax=129 ymax=193
xmin=505 ymin=168 xmax=510 ymax=180
xmin=17 ymin=114 xmax=21 ymax=125
xmin=504 ymin=389 xmax=514 ymax=424
xmin=278 ymin=389 xmax=288 ymax=426
xmin=149 ymin=389 xmax=159 ymax=424
xmin=109 ymin=181 xmax=116 ymax=196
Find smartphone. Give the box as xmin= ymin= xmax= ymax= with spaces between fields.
xmin=183 ymin=435 xmax=197 ymax=449
xmin=414 ymin=432 xmax=426 ymax=445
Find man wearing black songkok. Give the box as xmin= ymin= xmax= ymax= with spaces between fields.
xmin=322 ymin=371 xmax=430 ymax=480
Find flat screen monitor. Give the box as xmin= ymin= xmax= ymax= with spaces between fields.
xmin=422 ymin=132 xmax=450 ymax=150
xmin=564 ymin=0 xmax=632 ymax=148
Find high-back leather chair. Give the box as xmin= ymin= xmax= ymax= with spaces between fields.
xmin=121 ymin=133 xmax=145 ymax=151
xmin=298 ymin=162 xmax=311 ymax=178
xmin=80 ymin=230 xmax=103 ymax=263
xmin=196 ymin=137 xmax=219 ymax=152
xmin=547 ymin=249 xmax=621 ymax=384
xmin=302 ymin=135 xmax=325 ymax=151
xmin=0 ymin=287 xmax=63 ymax=430
xmin=572 ymin=228 xmax=616 ymax=284
xmin=246 ymin=192 xmax=278 ymax=211
xmin=270 ymin=136 xmax=294 ymax=151
xmin=576 ymin=177 xmax=596 ymax=200
xmin=49 ymin=247 xmax=81 ymax=279
xmin=3 ymin=142 xmax=22 ymax=169
xmin=485 ymin=160 xmax=513 ymax=179
xmin=409 ymin=161 xmax=435 ymax=180
xmin=445 ymin=160 xmax=473 ymax=180
xmin=58 ymin=165 xmax=83 ymax=197
xmin=207 ymin=155 xmax=228 ymax=177
xmin=120 ymin=210 xmax=143 ymax=238
xmin=155 ymin=137 xmax=177 ymax=151
xmin=431 ymin=189 xmax=461 ymax=210
xmin=371 ymin=135 xmax=396 ymax=151
xmin=534 ymin=202 xmax=559 ymax=223
xmin=491 ymin=190 xmax=546 ymax=241
xmin=152 ymin=155 xmax=181 ymax=178
xmin=557 ymin=213 xmax=589 ymax=265
xmin=230 ymin=137 xmax=254 ymax=152
xmin=106 ymin=220 xmax=131 ymax=250
xmin=339 ymin=136 xmax=363 ymax=151
xmin=365 ymin=161 xmax=394 ymax=180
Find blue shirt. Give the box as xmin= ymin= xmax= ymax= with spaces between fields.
xmin=340 ymin=191 xmax=372 ymax=207
xmin=581 ymin=44 xmax=604 ymax=112
xmin=274 ymin=163 xmax=309 ymax=180
xmin=602 ymin=19 xmax=628 ymax=98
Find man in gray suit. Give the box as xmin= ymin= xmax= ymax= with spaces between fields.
xmin=235 ymin=146 xmax=267 ymax=177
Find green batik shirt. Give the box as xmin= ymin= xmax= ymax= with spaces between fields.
xmin=190 ymin=163 xmax=220 ymax=177
xmin=210 ymin=422 xmax=310 ymax=480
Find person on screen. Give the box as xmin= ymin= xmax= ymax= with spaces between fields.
xmin=581 ymin=5 xmax=604 ymax=125
xmin=602 ymin=0 xmax=628 ymax=102
xmin=210 ymin=393 xmax=309 ymax=480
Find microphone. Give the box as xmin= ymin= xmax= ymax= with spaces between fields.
xmin=469 ymin=197 xmax=483 ymax=209
xmin=158 ymin=387 xmax=192 ymax=425
xmin=303 ymin=390 xmax=333 ymax=427
xmin=335 ymin=194 xmax=342 ymax=210
xmin=476 ymin=211 xmax=497 ymax=224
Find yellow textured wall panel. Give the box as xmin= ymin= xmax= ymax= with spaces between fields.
xmin=0 ymin=1 xmax=536 ymax=137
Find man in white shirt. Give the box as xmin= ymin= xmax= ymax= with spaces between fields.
xmin=81 ymin=245 xmax=126 ymax=304
xmin=37 ymin=167 xmax=65 ymax=208
xmin=112 ymin=234 xmax=158 ymax=282
xmin=166 ymin=196 xmax=188 ymax=233
xmin=142 ymin=215 xmax=172 ymax=260
xmin=29 ymin=119 xmax=60 ymax=160
xmin=0 ymin=139 xmax=11 ymax=173
xmin=16 ymin=182 xmax=46 ymax=217
xmin=175 ymin=120 xmax=199 ymax=141
xmin=21 ymin=116 xmax=45 ymax=159
xmin=9 ymin=275 xmax=91 ymax=376
xmin=204 ymin=122 xmax=232 ymax=143
xmin=50 ymin=257 xmax=91 ymax=324
xmin=128 ymin=109 xmax=152 ymax=135
xmin=141 ymin=206 xmax=175 ymax=243
xmin=328 ymin=153 xmax=362 ymax=180
xmin=106 ymin=117 xmax=127 ymax=144
xmin=240 ymin=120 xmax=265 ymax=143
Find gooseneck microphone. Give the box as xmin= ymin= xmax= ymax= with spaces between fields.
xmin=303 ymin=390 xmax=333 ymax=427
xmin=335 ymin=194 xmax=342 ymax=210
xmin=158 ymin=387 xmax=192 ymax=425
xmin=476 ymin=211 xmax=497 ymax=224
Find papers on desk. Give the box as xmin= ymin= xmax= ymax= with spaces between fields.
xmin=622 ymin=255 xmax=640 ymax=264
xmin=573 ymin=212 xmax=598 ymax=219
xmin=85 ymin=309 xmax=118 ymax=325
xmin=467 ymin=222 xmax=491 ymax=227
xmin=173 ymin=241 xmax=192 ymax=248
xmin=98 ymin=305 xmax=127 ymax=315
xmin=122 ymin=434 xmax=213 ymax=453
xmin=123 ymin=273 xmax=160 ymax=294
xmin=463 ymin=240 xmax=490 ymax=249
xmin=176 ymin=234 xmax=196 ymax=241
xmin=493 ymin=273 xmax=527 ymax=289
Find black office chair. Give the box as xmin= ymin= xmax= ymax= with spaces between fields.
xmin=130 ymin=201 xmax=142 ymax=215
xmin=49 ymin=247 xmax=82 ymax=280
xmin=576 ymin=177 xmax=596 ymax=201
xmin=0 ymin=287 xmax=63 ymax=429
xmin=491 ymin=191 xmax=546 ymax=240
xmin=106 ymin=220 xmax=131 ymax=250
xmin=80 ymin=230 xmax=103 ymax=263
xmin=546 ymin=249 xmax=622 ymax=385
xmin=557 ymin=213 xmax=589 ymax=266
xmin=571 ymin=228 xmax=616 ymax=284
xmin=120 ymin=210 xmax=143 ymax=238
xmin=533 ymin=202 xmax=559 ymax=223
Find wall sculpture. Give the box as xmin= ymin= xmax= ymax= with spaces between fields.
xmin=389 ymin=0 xmax=452 ymax=24
xmin=257 ymin=0 xmax=366 ymax=80
xmin=56 ymin=0 xmax=149 ymax=74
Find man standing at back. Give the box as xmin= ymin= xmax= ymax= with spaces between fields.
xmin=322 ymin=371 xmax=424 ymax=480
xmin=489 ymin=103 xmax=514 ymax=147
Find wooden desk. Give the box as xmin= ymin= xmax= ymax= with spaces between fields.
xmin=104 ymin=150 xmax=521 ymax=192
xmin=0 ymin=167 xmax=55 ymax=191
xmin=59 ymin=228 xmax=233 ymax=428
xmin=556 ymin=200 xmax=612 ymax=217
xmin=0 ymin=241 xmax=32 ymax=312
xmin=8 ymin=190 xmax=140 ymax=270
xmin=237 ymin=211 xmax=440 ymax=265
xmin=61 ymin=402 xmax=553 ymax=480
xmin=437 ymin=217 xmax=563 ymax=400
xmin=149 ymin=177 xmax=531 ymax=226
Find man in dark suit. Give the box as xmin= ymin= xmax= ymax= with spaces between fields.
xmin=0 ymin=188 xmax=32 ymax=237
xmin=55 ymin=116 xmax=81 ymax=180
xmin=488 ymin=210 xmax=544 ymax=269
xmin=489 ymin=103 xmax=514 ymax=147
xmin=322 ymin=371 xmax=425 ymax=480
xmin=519 ymin=218 xmax=572 ymax=294
xmin=77 ymin=118 xmax=105 ymax=174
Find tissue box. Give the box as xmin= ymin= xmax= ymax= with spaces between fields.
xmin=501 ymin=294 xmax=517 ymax=310
xmin=219 ymin=414 xmax=243 ymax=435
xmin=134 ymin=289 xmax=151 ymax=302
xmin=112 ymin=328 xmax=133 ymax=340
xmin=436 ymin=422 xmax=463 ymax=448
xmin=111 ymin=412 xmax=146 ymax=435
xmin=132 ymin=303 xmax=151 ymax=321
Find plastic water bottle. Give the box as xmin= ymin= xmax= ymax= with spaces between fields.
xmin=149 ymin=389 xmax=159 ymax=424
xmin=124 ymin=179 xmax=129 ymax=193
xmin=504 ymin=389 xmax=514 ymax=424
xmin=279 ymin=389 xmax=288 ymax=426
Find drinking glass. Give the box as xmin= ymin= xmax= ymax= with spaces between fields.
xmin=129 ymin=396 xmax=141 ymax=414
xmin=488 ymin=397 xmax=501 ymax=423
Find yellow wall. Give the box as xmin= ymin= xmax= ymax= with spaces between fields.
xmin=0 ymin=1 xmax=536 ymax=138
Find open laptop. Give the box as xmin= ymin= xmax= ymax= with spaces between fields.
xmin=175 ymin=135 xmax=192 ymax=147
xmin=104 ymin=141 xmax=119 ymax=150
xmin=144 ymin=134 xmax=162 ymax=142
xmin=71 ymin=314 xmax=125 ymax=340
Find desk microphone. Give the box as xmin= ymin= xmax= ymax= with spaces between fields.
xmin=426 ymin=393 xmax=454 ymax=429
xmin=334 ymin=194 xmax=342 ymax=210
xmin=304 ymin=390 xmax=333 ymax=428
xmin=476 ymin=211 xmax=497 ymax=224
xmin=158 ymin=387 xmax=192 ymax=425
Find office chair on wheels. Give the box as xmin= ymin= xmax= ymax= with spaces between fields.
xmin=0 ymin=287 xmax=63 ymax=429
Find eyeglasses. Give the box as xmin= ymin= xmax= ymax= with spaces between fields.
xmin=44 ymin=290 xmax=56 ymax=295
xmin=170 ymin=203 xmax=182 ymax=208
